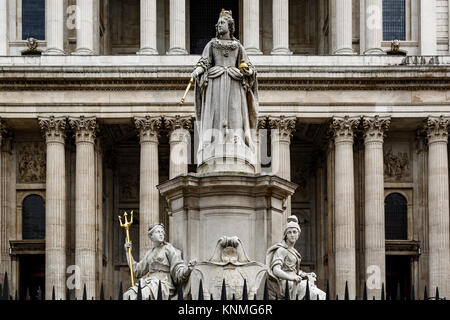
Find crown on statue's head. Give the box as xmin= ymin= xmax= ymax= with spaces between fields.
xmin=219 ymin=9 xmax=233 ymax=19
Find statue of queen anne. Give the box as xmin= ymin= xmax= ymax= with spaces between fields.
xmin=191 ymin=9 xmax=258 ymax=173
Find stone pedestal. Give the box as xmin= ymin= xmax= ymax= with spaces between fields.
xmin=158 ymin=173 xmax=297 ymax=264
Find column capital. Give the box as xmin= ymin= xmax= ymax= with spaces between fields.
xmin=257 ymin=116 xmax=268 ymax=130
xmin=134 ymin=116 xmax=162 ymax=143
xmin=268 ymin=116 xmax=296 ymax=140
xmin=362 ymin=115 xmax=391 ymax=143
xmin=165 ymin=116 xmax=192 ymax=143
xmin=39 ymin=116 xmax=67 ymax=144
xmin=425 ymin=116 xmax=450 ymax=144
xmin=330 ymin=116 xmax=360 ymax=143
xmin=69 ymin=116 xmax=98 ymax=144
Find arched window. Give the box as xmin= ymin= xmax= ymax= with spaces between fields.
xmin=382 ymin=0 xmax=406 ymax=41
xmin=385 ymin=193 xmax=407 ymax=240
xmin=190 ymin=0 xmax=240 ymax=54
xmin=22 ymin=194 xmax=45 ymax=240
xmin=22 ymin=0 xmax=45 ymax=40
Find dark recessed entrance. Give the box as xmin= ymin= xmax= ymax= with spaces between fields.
xmin=386 ymin=255 xmax=411 ymax=299
xmin=19 ymin=254 xmax=45 ymax=300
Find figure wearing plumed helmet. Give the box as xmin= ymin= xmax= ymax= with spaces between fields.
xmin=266 ymin=216 xmax=326 ymax=300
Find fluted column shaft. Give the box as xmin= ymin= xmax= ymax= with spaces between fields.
xmin=256 ymin=117 xmax=268 ymax=174
xmin=331 ymin=116 xmax=359 ymax=298
xmin=39 ymin=117 xmax=67 ymax=300
xmin=74 ymin=0 xmax=99 ymax=55
xmin=0 ymin=0 xmax=8 ymax=56
xmin=420 ymin=0 xmax=437 ymax=55
xmin=243 ymin=0 xmax=262 ymax=54
xmin=272 ymin=0 xmax=291 ymax=54
xmin=364 ymin=0 xmax=384 ymax=54
xmin=426 ymin=116 xmax=450 ymax=298
xmin=0 ymin=121 xmax=5 ymax=279
xmin=69 ymin=117 xmax=98 ymax=299
xmin=333 ymin=0 xmax=354 ymax=54
xmin=269 ymin=117 xmax=296 ymax=220
xmin=168 ymin=0 xmax=187 ymax=54
xmin=363 ymin=116 xmax=390 ymax=299
xmin=135 ymin=116 xmax=162 ymax=259
xmin=138 ymin=0 xmax=158 ymax=55
xmin=166 ymin=116 xmax=192 ymax=179
xmin=44 ymin=0 xmax=64 ymax=55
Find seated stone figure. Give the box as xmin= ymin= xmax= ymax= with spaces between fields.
xmin=123 ymin=223 xmax=196 ymax=300
xmin=266 ymin=216 xmax=326 ymax=300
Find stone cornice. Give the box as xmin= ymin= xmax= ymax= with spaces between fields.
xmin=69 ymin=116 xmax=98 ymax=144
xmin=38 ymin=116 xmax=67 ymax=143
xmin=362 ymin=115 xmax=391 ymax=143
xmin=425 ymin=115 xmax=450 ymax=144
xmin=134 ymin=116 xmax=162 ymax=143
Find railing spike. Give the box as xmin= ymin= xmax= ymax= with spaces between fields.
xmin=2 ymin=272 xmax=9 ymax=300
xmin=263 ymin=278 xmax=269 ymax=300
xmin=37 ymin=286 xmax=42 ymax=300
xmin=66 ymin=287 xmax=70 ymax=300
xmin=118 ymin=282 xmax=123 ymax=300
xmin=198 ymin=279 xmax=204 ymax=300
xmin=242 ymin=279 xmax=248 ymax=300
xmin=396 ymin=282 xmax=401 ymax=300
xmin=210 ymin=293 xmax=214 ymax=300
xmin=344 ymin=281 xmax=349 ymax=300
xmin=26 ymin=288 xmax=30 ymax=300
xmin=137 ymin=280 xmax=142 ymax=300
xmin=411 ymin=285 xmax=415 ymax=301
xmin=326 ymin=280 xmax=330 ymax=300
xmin=424 ymin=285 xmax=428 ymax=300
xmin=435 ymin=287 xmax=439 ymax=300
xmin=284 ymin=278 xmax=290 ymax=300
xmin=220 ymin=279 xmax=227 ymax=300
xmin=381 ymin=283 xmax=385 ymax=300
xmin=100 ymin=283 xmax=105 ymax=300
xmin=363 ymin=281 xmax=367 ymax=300
xmin=177 ymin=281 xmax=183 ymax=300
xmin=157 ymin=280 xmax=162 ymax=300
xmin=82 ymin=284 xmax=87 ymax=300
xmin=52 ymin=286 xmax=55 ymax=300
xmin=305 ymin=279 xmax=310 ymax=300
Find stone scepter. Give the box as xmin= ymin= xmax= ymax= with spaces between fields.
xmin=118 ymin=211 xmax=135 ymax=287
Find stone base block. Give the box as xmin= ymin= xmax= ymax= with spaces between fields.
xmin=157 ymin=173 xmax=297 ymax=264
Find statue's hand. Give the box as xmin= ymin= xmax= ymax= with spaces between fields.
xmin=240 ymin=68 xmax=253 ymax=76
xmin=124 ymin=242 xmax=132 ymax=251
xmin=191 ymin=66 xmax=204 ymax=79
xmin=293 ymin=275 xmax=302 ymax=283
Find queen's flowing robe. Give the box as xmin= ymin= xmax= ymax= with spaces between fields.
xmin=194 ymin=38 xmax=258 ymax=155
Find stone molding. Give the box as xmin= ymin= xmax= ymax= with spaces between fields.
xmin=69 ymin=116 xmax=98 ymax=144
xmin=134 ymin=115 xmax=162 ymax=143
xmin=38 ymin=116 xmax=67 ymax=144
xmin=268 ymin=116 xmax=297 ymax=141
xmin=425 ymin=115 xmax=450 ymax=144
xmin=330 ymin=116 xmax=360 ymax=143
xmin=362 ymin=115 xmax=391 ymax=143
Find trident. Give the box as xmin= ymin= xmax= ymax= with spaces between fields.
xmin=118 ymin=211 xmax=135 ymax=287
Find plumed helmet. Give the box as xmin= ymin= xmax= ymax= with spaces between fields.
xmin=283 ymin=215 xmax=301 ymax=239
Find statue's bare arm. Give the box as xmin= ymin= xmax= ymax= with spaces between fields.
xmin=272 ymin=265 xmax=302 ymax=282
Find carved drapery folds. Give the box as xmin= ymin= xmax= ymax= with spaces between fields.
xmin=134 ymin=116 xmax=162 ymax=143
xmin=69 ymin=116 xmax=98 ymax=144
xmin=39 ymin=116 xmax=67 ymax=143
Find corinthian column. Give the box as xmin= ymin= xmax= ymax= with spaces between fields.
xmin=425 ymin=116 xmax=450 ymax=298
xmin=0 ymin=120 xmax=6 ymax=279
xmin=333 ymin=0 xmax=354 ymax=54
xmin=364 ymin=0 xmax=384 ymax=54
xmin=69 ymin=116 xmax=98 ymax=299
xmin=44 ymin=0 xmax=65 ymax=55
xmin=330 ymin=116 xmax=360 ymax=298
xmin=134 ymin=116 xmax=162 ymax=259
xmin=269 ymin=116 xmax=296 ymax=220
xmin=39 ymin=117 xmax=67 ymax=300
xmin=167 ymin=0 xmax=187 ymax=54
xmin=165 ymin=116 xmax=192 ymax=179
xmin=138 ymin=0 xmax=158 ymax=55
xmin=243 ymin=0 xmax=262 ymax=54
xmin=74 ymin=0 xmax=99 ymax=55
xmin=271 ymin=0 xmax=291 ymax=54
xmin=362 ymin=116 xmax=390 ymax=299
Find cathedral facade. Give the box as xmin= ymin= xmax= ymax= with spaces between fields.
xmin=0 ymin=0 xmax=449 ymax=300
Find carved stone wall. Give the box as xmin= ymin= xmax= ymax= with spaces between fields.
xmin=16 ymin=142 xmax=46 ymax=183
xmin=384 ymin=140 xmax=412 ymax=182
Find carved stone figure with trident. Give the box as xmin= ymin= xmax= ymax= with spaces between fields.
xmin=118 ymin=211 xmax=135 ymax=287
xmin=120 ymin=220 xmax=196 ymax=300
